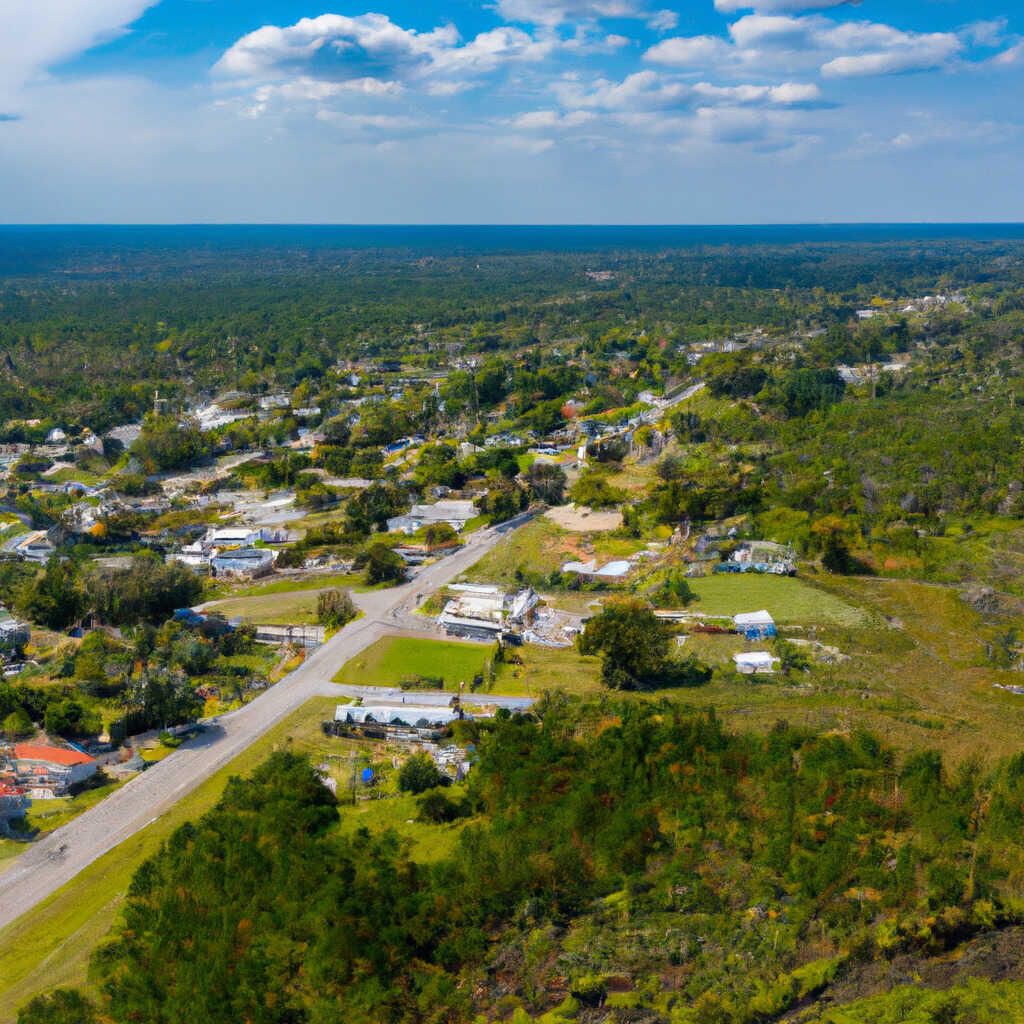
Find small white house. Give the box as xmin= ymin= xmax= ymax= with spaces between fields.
xmin=387 ymin=500 xmax=477 ymax=536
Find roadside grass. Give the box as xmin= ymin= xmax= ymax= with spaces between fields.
xmin=459 ymin=516 xmax=575 ymax=585
xmin=0 ymin=696 xmax=458 ymax=1021
xmin=0 ymin=781 xmax=124 ymax=866
xmin=332 ymin=636 xmax=493 ymax=690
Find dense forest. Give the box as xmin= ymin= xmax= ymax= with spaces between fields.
xmin=21 ymin=698 xmax=1024 ymax=1023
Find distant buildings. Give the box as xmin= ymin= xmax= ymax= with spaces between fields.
xmin=387 ymin=500 xmax=477 ymax=536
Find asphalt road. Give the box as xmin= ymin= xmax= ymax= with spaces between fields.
xmin=0 ymin=515 xmax=537 ymax=933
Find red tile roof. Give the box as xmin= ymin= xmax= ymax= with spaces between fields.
xmin=14 ymin=744 xmax=95 ymax=767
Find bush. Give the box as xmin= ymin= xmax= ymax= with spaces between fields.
xmin=397 ymin=752 xmax=448 ymax=794
xmin=317 ymin=589 xmax=357 ymax=629
xmin=416 ymin=791 xmax=471 ymax=824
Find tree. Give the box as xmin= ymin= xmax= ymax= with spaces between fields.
xmin=774 ymin=638 xmax=811 ymax=676
xmin=650 ymin=572 xmax=697 ymax=609
xmin=131 ymin=414 xmax=205 ymax=473
xmin=398 ymin=752 xmax=447 ymax=794
xmin=359 ymin=543 xmax=407 ymax=585
xmin=44 ymin=698 xmax=101 ymax=739
xmin=424 ymin=522 xmax=458 ymax=548
xmin=15 ymin=559 xmax=85 ymax=630
xmin=17 ymin=990 xmax=98 ymax=1024
xmin=2 ymin=708 xmax=33 ymax=739
xmin=317 ymin=589 xmax=357 ymax=629
xmin=569 ymin=474 xmax=626 ymax=510
xmin=526 ymin=461 xmax=567 ymax=504
xmin=577 ymin=599 xmax=711 ymax=691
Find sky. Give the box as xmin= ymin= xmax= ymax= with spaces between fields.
xmin=0 ymin=0 xmax=1022 ymax=223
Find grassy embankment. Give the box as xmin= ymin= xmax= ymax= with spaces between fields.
xmin=0 ymin=696 xmax=463 ymax=1022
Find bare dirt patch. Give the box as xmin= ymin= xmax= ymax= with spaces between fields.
xmin=546 ymin=504 xmax=622 ymax=532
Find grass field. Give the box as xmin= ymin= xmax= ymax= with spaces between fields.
xmin=0 ymin=695 xmax=458 ymax=1022
xmin=492 ymin=644 xmax=602 ymax=696
xmin=205 ymin=571 xmax=364 ymax=601
xmin=332 ymin=636 xmax=493 ymax=689
xmin=685 ymin=573 xmax=866 ymax=626
xmin=203 ymin=590 xmax=323 ymax=624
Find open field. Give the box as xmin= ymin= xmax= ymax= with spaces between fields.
xmin=205 ymin=570 xmax=364 ymax=601
xmin=546 ymin=504 xmax=622 ymax=532
xmin=459 ymin=516 xmax=579 ymax=584
xmin=203 ymin=590 xmax=322 ymax=624
xmin=685 ymin=573 xmax=867 ymax=625
xmin=492 ymin=644 xmax=602 ymax=696
xmin=332 ymin=636 xmax=493 ymax=689
xmin=0 ymin=695 xmax=459 ymax=1021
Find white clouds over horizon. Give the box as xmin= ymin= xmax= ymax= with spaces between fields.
xmin=1 ymin=0 xmax=1023 ymax=221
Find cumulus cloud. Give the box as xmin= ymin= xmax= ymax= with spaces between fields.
xmin=216 ymin=13 xmax=551 ymax=89
xmin=0 ymin=0 xmax=159 ymax=108
xmin=644 ymin=34 xmax=734 ymax=66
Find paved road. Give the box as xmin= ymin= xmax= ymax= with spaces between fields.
xmin=0 ymin=516 xmax=536 ymax=933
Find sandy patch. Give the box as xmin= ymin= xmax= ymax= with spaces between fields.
xmin=546 ymin=504 xmax=622 ymax=532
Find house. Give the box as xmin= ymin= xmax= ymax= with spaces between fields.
xmin=734 ymin=610 xmax=777 ymax=641
xmin=211 ymin=547 xmax=275 ymax=579
xmin=0 ymin=610 xmax=30 ymax=651
xmin=206 ymin=526 xmax=260 ymax=548
xmin=10 ymin=744 xmax=98 ymax=798
xmin=733 ymin=652 xmax=779 ymax=675
xmin=45 ymin=428 xmax=67 ymax=444
xmin=13 ymin=531 xmax=56 ymax=562
xmin=0 ymin=783 xmax=29 ymax=821
xmin=335 ymin=705 xmax=464 ymax=727
xmin=387 ymin=499 xmax=477 ymax=536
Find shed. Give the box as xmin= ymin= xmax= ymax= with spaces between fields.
xmin=733 ymin=652 xmax=779 ymax=675
xmin=733 ymin=610 xmax=777 ymax=640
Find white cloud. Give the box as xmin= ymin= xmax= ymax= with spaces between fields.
xmin=644 ymin=34 xmax=734 ymax=67
xmin=714 ymin=0 xmax=850 ymax=12
xmin=491 ymin=0 xmax=644 ymax=27
xmin=961 ymin=19 xmax=1008 ymax=49
xmin=0 ymin=0 xmax=159 ymax=108
xmin=216 ymin=13 xmax=550 ymax=90
xmin=646 ymin=10 xmax=679 ymax=33
xmin=992 ymin=41 xmax=1024 ymax=67
xmin=726 ymin=13 xmax=963 ymax=78
xmin=554 ymin=69 xmax=822 ymax=112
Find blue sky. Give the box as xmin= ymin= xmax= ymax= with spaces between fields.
xmin=1 ymin=0 xmax=1022 ymax=223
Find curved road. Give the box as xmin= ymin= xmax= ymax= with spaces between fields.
xmin=0 ymin=513 xmax=536 ymax=933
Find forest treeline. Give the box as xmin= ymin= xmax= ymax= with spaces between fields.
xmin=22 ymin=698 xmax=1024 ymax=1023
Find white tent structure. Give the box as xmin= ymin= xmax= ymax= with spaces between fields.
xmin=335 ymin=705 xmax=463 ymax=726
xmin=733 ymin=652 xmax=779 ymax=675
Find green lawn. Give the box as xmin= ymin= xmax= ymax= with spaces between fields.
xmin=45 ymin=467 xmax=104 ymax=486
xmin=491 ymin=644 xmax=602 ymax=697
xmin=332 ymin=636 xmax=493 ymax=689
xmin=685 ymin=574 xmax=866 ymax=626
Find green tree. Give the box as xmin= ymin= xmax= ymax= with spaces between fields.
xmin=526 ymin=461 xmax=567 ymax=504
xmin=360 ymin=542 xmax=407 ymax=585
xmin=317 ymin=589 xmax=357 ymax=629
xmin=15 ymin=559 xmax=85 ymax=630
xmin=2 ymin=708 xmax=33 ymax=738
xmin=397 ymin=752 xmax=447 ymax=794
xmin=17 ymin=990 xmax=98 ymax=1024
